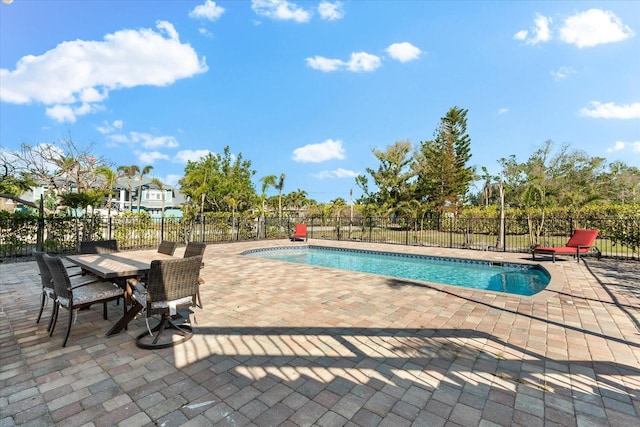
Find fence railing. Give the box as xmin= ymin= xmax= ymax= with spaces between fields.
xmin=1 ymin=214 xmax=638 ymax=260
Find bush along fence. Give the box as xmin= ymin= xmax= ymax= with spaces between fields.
xmin=1 ymin=210 xmax=638 ymax=261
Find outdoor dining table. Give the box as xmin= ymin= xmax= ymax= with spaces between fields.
xmin=66 ymin=249 xmax=177 ymax=336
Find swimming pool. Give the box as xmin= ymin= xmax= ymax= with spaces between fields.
xmin=242 ymin=246 xmax=550 ymax=296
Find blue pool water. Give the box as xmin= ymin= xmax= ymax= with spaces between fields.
xmin=243 ymin=246 xmax=550 ymax=296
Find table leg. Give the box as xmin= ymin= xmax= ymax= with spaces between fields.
xmin=106 ymin=302 xmax=143 ymax=336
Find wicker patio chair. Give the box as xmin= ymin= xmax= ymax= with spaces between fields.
xmin=158 ymin=240 xmax=178 ymax=256
xmin=33 ymin=250 xmax=96 ymax=330
xmin=183 ymin=242 xmax=206 ymax=308
xmin=43 ymin=253 xmax=124 ymax=347
xmin=132 ymin=256 xmax=203 ymax=349
xmin=80 ymin=239 xmax=119 ymax=254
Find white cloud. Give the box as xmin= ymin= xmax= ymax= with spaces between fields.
xmin=559 ymin=9 xmax=634 ymax=48
xmin=198 ymin=28 xmax=214 ymax=38
xmin=498 ymin=108 xmax=508 ymax=115
xmin=129 ymin=132 xmax=179 ymax=149
xmin=314 ymin=168 xmax=359 ymax=179
xmin=514 ymin=13 xmax=552 ymax=45
xmin=306 ymin=52 xmax=381 ymax=73
xmin=346 ymin=52 xmax=381 ymax=72
xmin=306 ymin=56 xmax=344 ymax=72
xmin=251 ymin=0 xmax=311 ymax=23
xmin=45 ymin=105 xmax=77 ymax=123
xmin=173 ymin=149 xmax=211 ymax=163
xmin=97 ymin=120 xmax=124 ymax=135
xmin=292 ymin=139 xmax=345 ymax=163
xmin=0 ymin=21 xmax=208 ymax=122
xmin=189 ymin=0 xmax=225 ymax=21
xmin=513 ymin=30 xmax=528 ymax=41
xmin=579 ymin=101 xmax=640 ymax=119
xmin=607 ymin=141 xmax=640 ymax=153
xmin=550 ymin=66 xmax=576 ymax=80
xmin=136 ymin=150 xmax=170 ymax=164
xmin=318 ymin=1 xmax=344 ymax=21
xmin=386 ymin=42 xmax=422 ymax=62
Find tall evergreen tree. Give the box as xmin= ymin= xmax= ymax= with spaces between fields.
xmin=414 ymin=106 xmax=474 ymax=213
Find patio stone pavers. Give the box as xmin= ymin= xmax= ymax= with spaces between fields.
xmin=1 ymin=239 xmax=639 ymax=426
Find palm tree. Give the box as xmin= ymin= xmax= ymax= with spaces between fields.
xmin=150 ymin=177 xmax=166 ymax=219
xmin=137 ymin=165 xmax=153 ymax=212
xmin=117 ymin=165 xmax=139 ymax=211
xmin=276 ymin=173 xmax=285 ymax=224
xmin=96 ymin=166 xmax=119 ymax=216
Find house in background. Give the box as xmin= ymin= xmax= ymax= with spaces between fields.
xmin=3 ymin=176 xmax=186 ymax=219
xmin=113 ymin=176 xmax=186 ymax=218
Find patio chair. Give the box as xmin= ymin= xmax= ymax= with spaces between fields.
xmin=33 ymin=250 xmax=96 ymax=330
xmin=158 ymin=240 xmax=177 ymax=256
xmin=290 ymin=223 xmax=307 ymax=242
xmin=43 ymin=253 xmax=124 ymax=347
xmin=532 ymin=229 xmax=600 ymax=263
xmin=183 ymin=242 xmax=206 ymax=308
xmin=80 ymin=239 xmax=119 ymax=254
xmin=132 ymin=256 xmax=203 ymax=349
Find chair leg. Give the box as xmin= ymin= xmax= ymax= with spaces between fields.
xmin=36 ymin=291 xmax=46 ymax=324
xmin=103 ymin=302 xmax=108 ymax=320
xmin=62 ymin=308 xmax=73 ymax=347
xmin=136 ymin=313 xmax=194 ymax=349
xmin=49 ymin=302 xmax=59 ymax=336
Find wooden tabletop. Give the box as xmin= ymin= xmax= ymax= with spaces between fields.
xmin=66 ymin=249 xmax=177 ymax=279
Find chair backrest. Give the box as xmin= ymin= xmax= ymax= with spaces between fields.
xmin=184 ymin=242 xmax=206 ymax=258
xmin=146 ymin=256 xmax=203 ymax=304
xmin=33 ymin=250 xmax=54 ymax=291
xmin=566 ymin=229 xmax=599 ymax=248
xmin=158 ymin=240 xmax=178 ymax=256
xmin=80 ymin=239 xmax=119 ymax=254
xmin=42 ymin=254 xmax=72 ymax=301
xmin=293 ymin=224 xmax=307 ymax=237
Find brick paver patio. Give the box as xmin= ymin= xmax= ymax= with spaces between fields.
xmin=1 ymin=240 xmax=639 ymax=426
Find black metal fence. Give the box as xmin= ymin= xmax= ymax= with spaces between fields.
xmin=1 ymin=213 xmax=638 ymax=260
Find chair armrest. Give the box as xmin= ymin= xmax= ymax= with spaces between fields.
xmin=126 ymin=278 xmax=147 ymax=294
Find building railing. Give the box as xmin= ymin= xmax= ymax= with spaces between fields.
xmin=1 ymin=214 xmax=638 ymax=261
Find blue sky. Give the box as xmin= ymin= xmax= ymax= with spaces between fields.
xmin=1 ymin=0 xmax=639 ymax=203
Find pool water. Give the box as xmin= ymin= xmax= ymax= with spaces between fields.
xmin=243 ymin=246 xmax=550 ymax=296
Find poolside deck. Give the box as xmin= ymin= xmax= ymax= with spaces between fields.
xmin=1 ymin=240 xmax=639 ymax=426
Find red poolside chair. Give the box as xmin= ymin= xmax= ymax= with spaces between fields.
xmin=290 ymin=224 xmax=307 ymax=242
xmin=532 ymin=229 xmax=599 ymax=263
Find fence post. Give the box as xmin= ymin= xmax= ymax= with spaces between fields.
xmin=405 ymin=221 xmax=409 ymax=246
xmin=36 ymin=195 xmax=44 ymax=251
xmin=502 ymin=218 xmax=507 ymax=252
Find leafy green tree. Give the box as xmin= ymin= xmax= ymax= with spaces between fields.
xmin=0 ymin=152 xmax=36 ymax=206
xmin=96 ymin=166 xmax=121 ymax=216
xmin=179 ymin=146 xmax=256 ymax=215
xmin=600 ymin=161 xmax=640 ymax=205
xmin=356 ymin=140 xmax=415 ymax=215
xmin=414 ymin=106 xmax=474 ymax=213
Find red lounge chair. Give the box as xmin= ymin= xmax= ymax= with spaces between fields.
xmin=290 ymin=224 xmax=307 ymax=242
xmin=532 ymin=229 xmax=599 ymax=263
